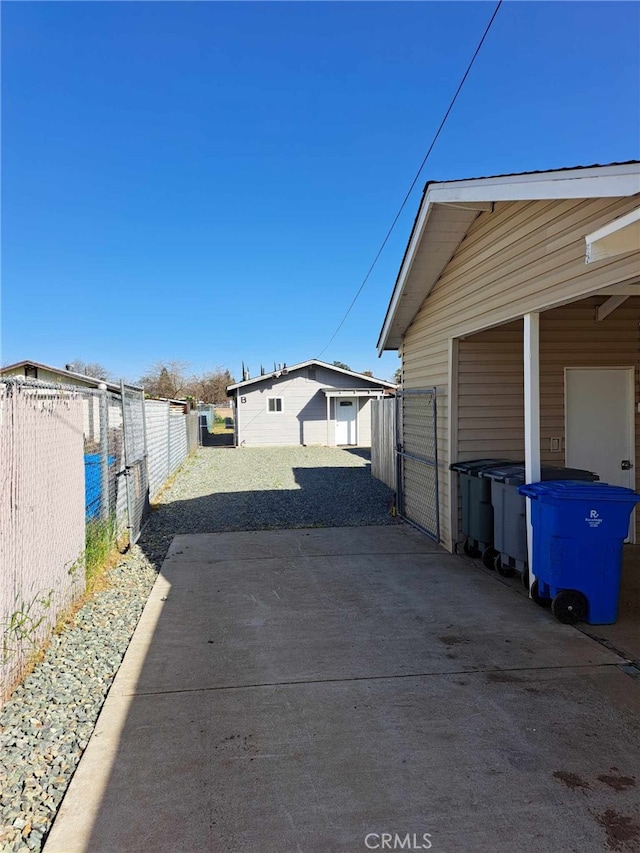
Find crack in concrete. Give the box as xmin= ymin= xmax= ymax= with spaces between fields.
xmin=127 ymin=660 xmax=627 ymax=698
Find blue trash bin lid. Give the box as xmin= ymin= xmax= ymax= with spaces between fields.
xmin=518 ymin=480 xmax=640 ymax=502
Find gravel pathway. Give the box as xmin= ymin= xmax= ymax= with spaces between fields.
xmin=0 ymin=446 xmax=397 ymax=852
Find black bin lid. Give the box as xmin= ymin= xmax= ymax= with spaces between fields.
xmin=449 ymin=458 xmax=517 ymax=476
xmin=480 ymin=463 xmax=599 ymax=485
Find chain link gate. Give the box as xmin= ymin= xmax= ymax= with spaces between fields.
xmin=120 ymin=382 xmax=150 ymax=546
xmin=396 ymin=389 xmax=440 ymax=541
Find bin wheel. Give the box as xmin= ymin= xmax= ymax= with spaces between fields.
xmin=551 ymin=589 xmax=588 ymax=625
xmin=463 ymin=539 xmax=481 ymax=559
xmin=530 ymin=579 xmax=551 ymax=609
xmin=521 ymin=567 xmax=530 ymax=591
xmin=482 ymin=547 xmax=497 ymax=570
xmin=495 ymin=555 xmax=516 ymax=578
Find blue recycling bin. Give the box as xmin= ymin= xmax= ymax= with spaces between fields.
xmin=518 ymin=480 xmax=640 ymax=625
xmin=84 ymin=454 xmax=116 ymax=521
xmin=481 ymin=464 xmax=598 ymax=578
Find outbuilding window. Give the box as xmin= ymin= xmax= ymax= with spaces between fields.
xmin=267 ymin=397 xmax=283 ymax=413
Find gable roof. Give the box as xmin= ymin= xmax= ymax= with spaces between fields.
xmin=226 ymin=359 xmax=396 ymax=392
xmin=377 ymin=161 xmax=640 ymax=354
xmin=0 ymin=359 xmax=129 ymax=393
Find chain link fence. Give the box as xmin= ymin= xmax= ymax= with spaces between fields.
xmin=0 ymin=376 xmax=199 ymax=699
xmin=146 ymin=401 xmax=200 ymax=499
xmin=396 ymin=389 xmax=440 ymax=541
xmin=120 ymin=383 xmax=150 ymax=546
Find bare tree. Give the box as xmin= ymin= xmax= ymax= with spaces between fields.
xmin=66 ymin=359 xmax=114 ymax=382
xmin=137 ymin=362 xmax=235 ymax=402
xmin=138 ymin=361 xmax=190 ymax=399
xmin=191 ymin=368 xmax=235 ymax=404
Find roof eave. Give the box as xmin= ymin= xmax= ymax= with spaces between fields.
xmin=227 ymin=359 xmax=396 ymax=391
xmin=377 ymin=162 xmax=640 ymax=354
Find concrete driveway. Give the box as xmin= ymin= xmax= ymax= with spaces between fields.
xmin=45 ymin=525 xmax=640 ymax=853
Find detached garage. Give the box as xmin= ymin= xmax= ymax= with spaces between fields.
xmin=227 ymin=360 xmax=396 ymax=447
xmin=377 ymin=162 xmax=640 ymax=557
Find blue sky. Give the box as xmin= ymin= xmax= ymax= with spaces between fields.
xmin=2 ymin=1 xmax=639 ymax=384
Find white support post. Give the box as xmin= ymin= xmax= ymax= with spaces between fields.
xmin=326 ymin=395 xmax=331 ymax=446
xmin=447 ymin=337 xmax=459 ymax=554
xmin=524 ymin=313 xmax=541 ymax=591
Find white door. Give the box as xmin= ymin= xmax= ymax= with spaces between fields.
xmin=565 ymin=367 xmax=635 ymax=537
xmin=335 ymin=398 xmax=357 ymax=445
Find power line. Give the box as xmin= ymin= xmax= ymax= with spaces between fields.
xmin=316 ymin=0 xmax=503 ymax=359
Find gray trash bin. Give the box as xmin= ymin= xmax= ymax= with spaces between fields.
xmin=449 ymin=459 xmax=516 ymax=559
xmin=480 ymin=463 xmax=599 ymax=580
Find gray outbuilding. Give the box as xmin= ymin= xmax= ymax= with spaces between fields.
xmin=227 ymin=359 xmax=396 ymax=447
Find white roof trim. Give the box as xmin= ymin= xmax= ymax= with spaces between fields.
xmin=585 ymin=206 xmax=640 ymax=263
xmin=322 ymin=388 xmax=388 ymax=397
xmin=0 ymin=359 xmax=128 ymax=392
xmin=424 ymin=163 xmax=640 ymax=202
xmin=227 ymin=359 xmax=396 ymax=392
xmin=378 ymin=163 xmax=640 ymax=354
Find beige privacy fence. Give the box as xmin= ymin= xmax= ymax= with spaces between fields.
xmin=0 ymin=378 xmax=200 ymax=701
xmin=371 ymin=396 xmax=397 ymax=490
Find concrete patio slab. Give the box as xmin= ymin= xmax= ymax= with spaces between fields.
xmin=45 ymin=525 xmax=640 ymax=853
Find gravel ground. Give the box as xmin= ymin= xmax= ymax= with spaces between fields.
xmin=0 ymin=446 xmax=397 ymax=852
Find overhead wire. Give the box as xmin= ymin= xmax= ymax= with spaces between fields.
xmin=316 ymin=0 xmax=503 ymax=359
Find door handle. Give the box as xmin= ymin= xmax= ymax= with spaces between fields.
xmin=621 ymin=460 xmax=634 ymax=470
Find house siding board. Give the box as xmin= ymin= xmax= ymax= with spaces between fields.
xmin=406 ymin=197 xmax=639 ymax=344
xmin=401 ymin=196 xmax=640 ymax=551
xmin=235 ymin=365 xmax=384 ymax=447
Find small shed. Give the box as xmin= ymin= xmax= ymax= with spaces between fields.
xmin=227 ymin=360 xmax=396 ymax=447
xmin=377 ymin=162 xmax=640 ymax=556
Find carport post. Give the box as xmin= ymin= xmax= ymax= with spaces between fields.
xmin=326 ymin=394 xmax=331 ymax=446
xmin=524 ymin=313 xmax=541 ymax=591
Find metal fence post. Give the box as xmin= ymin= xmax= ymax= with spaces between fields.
xmin=120 ymin=380 xmax=135 ymax=548
xmin=141 ymin=387 xmax=149 ymax=492
xmin=98 ymin=384 xmax=109 ymax=521
xmin=395 ymin=392 xmax=403 ymax=517
xmin=433 ymin=389 xmax=440 ymax=543
xmin=166 ymin=401 xmax=171 ymax=479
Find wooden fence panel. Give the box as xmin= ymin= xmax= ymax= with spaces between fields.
xmin=371 ymin=397 xmax=396 ymax=489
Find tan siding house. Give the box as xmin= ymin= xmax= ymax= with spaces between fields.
xmin=0 ymin=360 xmax=120 ymax=392
xmin=378 ymin=163 xmax=640 ymax=560
xmin=227 ymin=360 xmax=396 ymax=447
